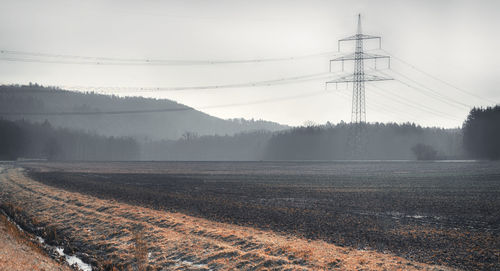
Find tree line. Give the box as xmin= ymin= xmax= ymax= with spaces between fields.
xmin=1 ymin=106 xmax=499 ymax=161
xmin=463 ymin=106 xmax=500 ymax=160
xmin=265 ymin=122 xmax=463 ymax=160
xmin=139 ymin=122 xmax=463 ymax=161
xmin=0 ymin=119 xmax=139 ymax=161
xmin=141 ymin=106 xmax=500 ymax=161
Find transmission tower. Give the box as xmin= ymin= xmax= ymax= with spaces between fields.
xmin=326 ymin=14 xmax=392 ymax=158
xmin=326 ymin=14 xmax=392 ymax=123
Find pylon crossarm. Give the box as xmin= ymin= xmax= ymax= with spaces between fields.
xmin=339 ymin=34 xmax=380 ymax=41
xmin=326 ymin=74 xmax=393 ymax=84
xmin=338 ymin=34 xmax=382 ymax=51
xmin=330 ymin=52 xmax=389 ymax=62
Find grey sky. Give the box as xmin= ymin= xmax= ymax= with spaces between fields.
xmin=1 ymin=0 xmax=499 ymax=127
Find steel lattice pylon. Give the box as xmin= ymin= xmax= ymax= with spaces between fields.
xmin=325 ymin=14 xmax=392 ymax=158
xmin=326 ymin=14 xmax=392 ymax=124
xmin=352 ymin=15 xmax=366 ymax=123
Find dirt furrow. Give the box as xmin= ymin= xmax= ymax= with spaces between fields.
xmin=0 ymin=166 xmax=454 ymax=270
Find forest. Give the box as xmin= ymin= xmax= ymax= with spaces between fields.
xmin=463 ymin=106 xmax=500 ymax=160
xmin=265 ymin=122 xmax=463 ymax=160
xmin=141 ymin=122 xmax=463 ymax=160
xmin=0 ymin=119 xmax=139 ymax=161
xmin=0 ymin=84 xmax=287 ymax=140
xmin=142 ymin=130 xmax=273 ymax=161
xmin=139 ymin=108 xmax=500 ymax=161
xmin=0 ymin=85 xmax=498 ymax=161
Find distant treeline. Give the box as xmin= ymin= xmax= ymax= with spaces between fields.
xmin=3 ymin=108 xmax=500 ymax=161
xmin=142 ymin=105 xmax=500 ymax=161
xmin=144 ymin=107 xmax=500 ymax=161
xmin=142 ymin=131 xmax=272 ymax=161
xmin=0 ymin=119 xmax=139 ymax=161
xmin=0 ymin=82 xmax=498 ymax=161
xmin=265 ymin=122 xmax=463 ymax=160
xmin=142 ymin=122 xmax=464 ymax=161
xmin=463 ymin=106 xmax=500 ymax=160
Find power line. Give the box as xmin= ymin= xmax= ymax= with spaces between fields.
xmin=323 ymin=14 xmax=394 ymax=158
xmin=0 ymin=49 xmax=340 ymax=66
xmin=58 ymin=72 xmax=338 ymax=92
xmin=377 ymin=69 xmax=472 ymax=109
xmin=0 ymin=107 xmax=191 ymax=116
xmin=369 ymin=84 xmax=462 ymax=120
xmin=0 ymin=90 xmax=326 ymax=116
xmin=381 ymin=49 xmax=497 ymax=104
xmin=394 ymin=76 xmax=470 ymax=110
xmin=325 ymin=14 xmax=392 ymax=124
xmin=335 ymin=89 xmax=420 ymax=123
xmin=362 ymin=69 xmax=463 ymax=120
xmin=333 ymin=70 xmax=460 ymax=123
xmin=367 ymin=83 xmax=462 ymax=121
xmin=363 ymin=92 xmax=422 ymax=123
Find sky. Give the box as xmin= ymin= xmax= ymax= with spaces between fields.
xmin=0 ymin=0 xmax=499 ymax=128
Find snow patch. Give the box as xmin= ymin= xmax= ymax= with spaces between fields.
xmin=174 ymin=259 xmax=210 ymax=270
xmin=56 ymin=247 xmax=92 ymax=271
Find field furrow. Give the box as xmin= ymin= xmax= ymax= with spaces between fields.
xmin=0 ymin=165 xmax=454 ymax=270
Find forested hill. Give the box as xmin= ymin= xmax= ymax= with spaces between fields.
xmin=0 ymin=84 xmax=287 ymax=140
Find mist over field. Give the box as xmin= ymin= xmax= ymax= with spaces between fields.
xmin=0 ymin=84 xmax=478 ymax=161
xmin=1 ymin=1 xmax=499 ymax=271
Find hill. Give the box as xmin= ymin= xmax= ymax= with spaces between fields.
xmin=0 ymin=84 xmax=287 ymax=140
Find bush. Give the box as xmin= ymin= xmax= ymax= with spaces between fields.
xmin=411 ymin=143 xmax=437 ymax=160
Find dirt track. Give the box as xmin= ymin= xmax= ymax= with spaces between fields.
xmin=0 ymin=165 xmax=454 ymax=270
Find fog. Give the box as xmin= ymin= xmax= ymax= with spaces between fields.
xmin=0 ymin=85 xmax=478 ymax=161
xmin=0 ymin=1 xmax=499 ymax=161
xmin=1 ymin=0 xmax=499 ymax=128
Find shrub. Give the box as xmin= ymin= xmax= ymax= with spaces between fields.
xmin=411 ymin=143 xmax=438 ymax=160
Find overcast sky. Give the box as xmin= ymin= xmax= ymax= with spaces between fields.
xmin=1 ymin=0 xmax=499 ymax=127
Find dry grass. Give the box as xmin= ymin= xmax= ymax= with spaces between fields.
xmin=0 ymin=205 xmax=44 ymax=255
xmin=0 ymin=211 xmax=71 ymax=271
xmin=131 ymin=227 xmax=149 ymax=271
xmin=0 ymin=165 xmax=457 ymax=271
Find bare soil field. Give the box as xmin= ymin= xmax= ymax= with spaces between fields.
xmin=1 ymin=161 xmax=499 ymax=270
xmin=0 ymin=163 xmax=455 ymax=271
